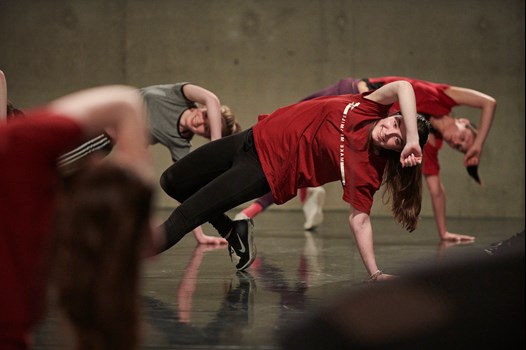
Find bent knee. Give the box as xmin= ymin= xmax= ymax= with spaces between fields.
xmin=160 ymin=170 xmax=183 ymax=200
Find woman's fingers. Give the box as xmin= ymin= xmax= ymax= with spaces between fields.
xmin=400 ymin=153 xmax=422 ymax=167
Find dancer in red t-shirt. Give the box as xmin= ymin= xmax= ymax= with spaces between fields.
xmin=156 ymin=81 xmax=430 ymax=282
xmin=0 ymin=84 xmax=153 ymax=350
xmin=238 ymin=75 xmax=495 ymax=242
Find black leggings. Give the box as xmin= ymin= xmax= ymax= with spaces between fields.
xmin=158 ymin=129 xmax=271 ymax=252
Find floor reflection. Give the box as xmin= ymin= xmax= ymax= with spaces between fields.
xmin=32 ymin=211 xmax=524 ymax=349
xmin=143 ymin=270 xmax=254 ymax=346
xmin=141 ymin=232 xmax=322 ymax=348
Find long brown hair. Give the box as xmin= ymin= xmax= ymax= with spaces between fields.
xmin=382 ymin=161 xmax=423 ymax=232
xmin=50 ymin=162 xmax=153 ymax=350
xmin=6 ymin=100 xmax=25 ymax=119
xmin=378 ymin=115 xmax=430 ymax=232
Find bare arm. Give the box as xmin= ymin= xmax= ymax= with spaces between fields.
xmin=424 ymin=175 xmax=448 ymax=238
xmin=1 ymin=70 xmax=7 ymax=122
xmin=47 ymin=85 xmax=154 ymax=184
xmin=365 ymin=80 xmax=422 ymax=165
xmin=444 ymin=86 xmax=496 ymax=166
xmin=349 ymin=207 xmax=395 ymax=281
xmin=425 ymin=174 xmax=475 ymax=242
xmin=182 ymin=84 xmax=223 ymax=141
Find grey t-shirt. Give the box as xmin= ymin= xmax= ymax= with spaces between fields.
xmin=57 ymin=83 xmax=197 ymax=170
xmin=140 ymin=83 xmax=197 ymax=162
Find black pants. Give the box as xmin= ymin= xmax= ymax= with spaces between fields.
xmin=159 ymin=129 xmax=271 ymax=252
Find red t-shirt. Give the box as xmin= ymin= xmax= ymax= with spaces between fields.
xmin=253 ymin=92 xmax=391 ymax=214
xmin=422 ymin=134 xmax=444 ymax=176
xmin=367 ymin=76 xmax=459 ymax=116
xmin=0 ymin=111 xmax=82 ymax=349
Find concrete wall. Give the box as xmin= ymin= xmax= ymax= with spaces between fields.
xmin=1 ymin=0 xmax=524 ymax=218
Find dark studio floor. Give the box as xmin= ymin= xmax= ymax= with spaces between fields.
xmin=33 ymin=209 xmax=525 ymax=350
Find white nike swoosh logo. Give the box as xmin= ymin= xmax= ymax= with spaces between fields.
xmin=236 ymin=233 xmax=246 ymax=253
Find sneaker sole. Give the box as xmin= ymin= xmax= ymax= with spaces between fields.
xmin=237 ymin=221 xmax=257 ymax=271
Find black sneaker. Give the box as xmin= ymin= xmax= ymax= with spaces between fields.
xmin=228 ymin=219 xmax=256 ymax=271
xmin=484 ymin=230 xmax=525 ymax=256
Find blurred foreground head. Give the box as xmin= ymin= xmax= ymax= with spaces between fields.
xmin=51 ymin=162 xmax=153 ymax=350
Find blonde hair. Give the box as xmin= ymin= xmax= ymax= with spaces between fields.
xmin=466 ymin=122 xmax=478 ymax=139
xmin=220 ymin=104 xmax=242 ymax=136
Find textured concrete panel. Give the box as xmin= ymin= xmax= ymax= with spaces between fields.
xmin=1 ymin=0 xmax=524 ymax=218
